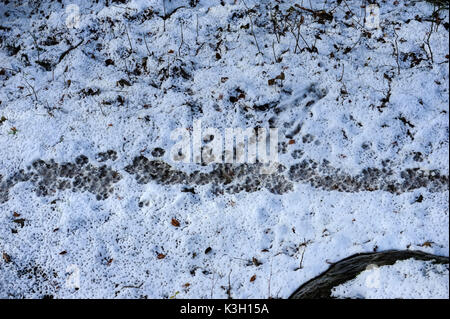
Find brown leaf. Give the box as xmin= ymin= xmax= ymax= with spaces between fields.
xmin=250 ymin=275 xmax=256 ymax=282
xmin=13 ymin=218 xmax=25 ymax=228
xmin=268 ymin=78 xmax=276 ymax=86
xmin=252 ymin=257 xmax=262 ymax=266
xmin=276 ymin=72 xmax=285 ymax=80
xmin=420 ymin=241 xmax=434 ymax=248
xmin=171 ymin=218 xmax=180 ymax=227
xmin=2 ymin=252 xmax=11 ymax=263
xmin=157 ymin=253 xmax=166 ymax=259
xmin=288 ymin=139 xmax=295 ymax=145
xmin=300 ymin=16 xmax=305 ymax=25
xmin=13 ymin=212 xmax=20 ymax=217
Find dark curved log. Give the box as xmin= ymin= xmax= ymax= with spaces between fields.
xmin=289 ymin=250 xmax=449 ymax=299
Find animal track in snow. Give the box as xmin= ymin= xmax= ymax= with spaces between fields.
xmin=0 ymin=151 xmax=448 ymax=204
xmin=0 ymin=153 xmax=121 ymax=204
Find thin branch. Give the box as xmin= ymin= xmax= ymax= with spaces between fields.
xmin=424 ymin=7 xmax=436 ymax=63
xmin=143 ymin=33 xmax=151 ymax=55
xmin=393 ymin=27 xmax=401 ymax=75
xmin=29 ymin=31 xmax=40 ymax=61
xmin=196 ymin=14 xmax=200 ymax=45
xmin=270 ymin=9 xmax=280 ymax=43
xmin=178 ymin=20 xmax=185 ymax=56
xmin=162 ymin=0 xmax=166 ymax=32
xmin=337 ymin=63 xmax=345 ymax=82
xmin=124 ymin=24 xmax=133 ymax=52
xmin=272 ymin=40 xmax=278 ymax=63
xmin=241 ymin=0 xmax=263 ymax=56
xmin=58 ymin=39 xmax=84 ymax=64
xmin=22 ymin=76 xmax=38 ymax=102
xmin=299 ymin=248 xmax=306 ymax=269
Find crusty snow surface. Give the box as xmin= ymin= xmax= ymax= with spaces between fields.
xmin=0 ymin=0 xmax=448 ymax=298
xmin=331 ymin=258 xmax=449 ymax=299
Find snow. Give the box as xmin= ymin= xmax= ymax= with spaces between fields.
xmin=331 ymin=258 xmax=449 ymax=299
xmin=0 ymin=0 xmax=448 ymax=298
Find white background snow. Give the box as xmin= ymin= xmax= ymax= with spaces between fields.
xmin=0 ymin=0 xmax=448 ymax=298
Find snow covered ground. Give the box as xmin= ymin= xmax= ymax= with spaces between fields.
xmin=0 ymin=0 xmax=448 ymax=298
xmin=331 ymin=258 xmax=449 ymax=299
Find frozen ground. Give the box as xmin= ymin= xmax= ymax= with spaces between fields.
xmin=0 ymin=0 xmax=448 ymax=298
xmin=331 ymin=258 xmax=449 ymax=299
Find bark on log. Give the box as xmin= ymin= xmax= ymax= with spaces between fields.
xmin=289 ymin=250 xmax=449 ymax=299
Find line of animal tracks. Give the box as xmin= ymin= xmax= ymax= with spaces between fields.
xmin=0 ymin=150 xmax=448 ymax=205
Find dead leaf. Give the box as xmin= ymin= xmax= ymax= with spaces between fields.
xmin=13 ymin=218 xmax=25 ymax=228
xmin=250 ymin=275 xmax=256 ymax=282
xmin=252 ymin=257 xmax=262 ymax=266
xmin=171 ymin=218 xmax=180 ymax=227
xmin=276 ymin=72 xmax=285 ymax=80
xmin=157 ymin=253 xmax=166 ymax=259
xmin=420 ymin=241 xmax=434 ymax=248
xmin=2 ymin=252 xmax=11 ymax=263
